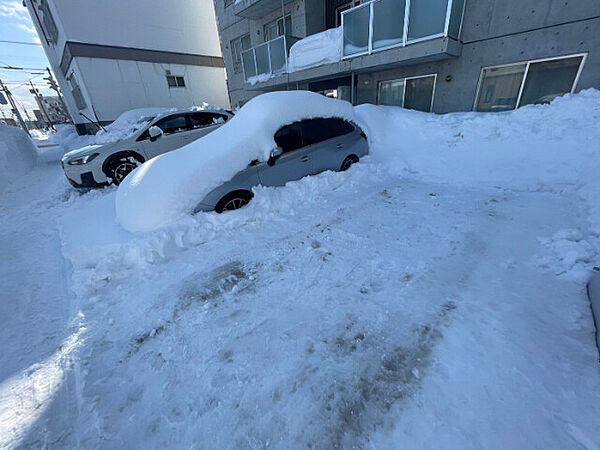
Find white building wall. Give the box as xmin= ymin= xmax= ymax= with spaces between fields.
xmin=50 ymin=0 xmax=223 ymax=57
xmin=73 ymin=58 xmax=229 ymax=122
xmin=25 ymin=0 xmax=229 ymax=132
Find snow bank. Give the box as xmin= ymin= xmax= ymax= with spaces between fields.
xmin=115 ymin=91 xmax=357 ymax=233
xmin=0 ymin=123 xmax=37 ymax=192
xmin=356 ymin=89 xmax=600 ymax=230
xmin=288 ymin=27 xmax=342 ymax=72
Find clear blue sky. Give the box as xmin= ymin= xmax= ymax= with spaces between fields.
xmin=0 ymin=0 xmax=53 ymax=120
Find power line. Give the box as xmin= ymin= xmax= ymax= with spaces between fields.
xmin=0 ymin=40 xmax=42 ymax=46
xmin=0 ymin=65 xmax=48 ymax=71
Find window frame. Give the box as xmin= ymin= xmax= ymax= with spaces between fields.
xmin=231 ymin=33 xmax=251 ymax=74
xmin=473 ymin=53 xmax=587 ymax=112
xmin=377 ymin=73 xmax=437 ymax=112
xmin=166 ymin=75 xmax=186 ymax=88
xmin=186 ymin=111 xmax=229 ymax=130
xmin=263 ymin=14 xmax=292 ymax=42
xmin=151 ymin=113 xmax=189 ymax=136
xmin=274 ymin=121 xmax=304 ymax=153
xmin=300 ymin=118 xmax=356 ymax=147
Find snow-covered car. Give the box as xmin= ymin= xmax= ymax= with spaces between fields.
xmin=116 ymin=91 xmax=369 ymax=233
xmin=61 ymin=106 xmax=233 ymax=188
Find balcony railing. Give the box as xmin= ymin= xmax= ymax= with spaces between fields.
xmin=341 ymin=0 xmax=465 ymax=58
xmin=242 ymin=35 xmax=300 ymax=82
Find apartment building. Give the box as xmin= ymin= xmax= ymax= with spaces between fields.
xmin=215 ymin=0 xmax=600 ymax=112
xmin=25 ymin=0 xmax=230 ymax=134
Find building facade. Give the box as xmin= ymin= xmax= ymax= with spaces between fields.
xmin=26 ymin=0 xmax=230 ymax=134
xmin=215 ymin=0 xmax=600 ymax=113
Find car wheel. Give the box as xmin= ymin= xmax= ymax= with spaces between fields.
xmin=106 ymin=155 xmax=142 ymax=185
xmin=215 ymin=191 xmax=253 ymax=213
xmin=340 ymin=155 xmax=359 ymax=172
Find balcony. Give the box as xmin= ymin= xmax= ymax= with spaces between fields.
xmin=242 ymin=35 xmax=300 ymax=82
xmin=341 ymin=0 xmax=465 ymax=58
xmin=233 ymin=0 xmax=294 ymax=20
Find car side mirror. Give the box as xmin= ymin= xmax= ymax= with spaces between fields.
xmin=267 ymin=147 xmax=283 ymax=166
xmin=149 ymin=126 xmax=163 ymax=142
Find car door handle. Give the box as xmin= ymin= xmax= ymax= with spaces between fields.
xmin=301 ymin=155 xmax=310 ymax=162
xmin=336 ymin=143 xmax=344 ymax=149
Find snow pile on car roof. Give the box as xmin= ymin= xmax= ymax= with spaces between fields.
xmin=0 ymin=123 xmax=37 ymax=193
xmin=115 ymin=91 xmax=357 ymax=232
xmin=94 ymin=107 xmax=172 ymax=144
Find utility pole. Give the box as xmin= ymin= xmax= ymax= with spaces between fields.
xmin=30 ymin=80 xmax=55 ymax=131
xmin=44 ymin=67 xmax=70 ymax=123
xmin=0 ymin=79 xmax=31 ymax=136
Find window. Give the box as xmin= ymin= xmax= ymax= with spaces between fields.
xmin=301 ymin=118 xmax=354 ymax=146
xmin=404 ymin=76 xmax=436 ymax=111
xmin=39 ymin=0 xmax=59 ymax=44
xmin=336 ymin=1 xmax=360 ymax=27
xmin=166 ymin=75 xmax=186 ymax=88
xmin=154 ymin=115 xmax=188 ymax=135
xmin=231 ymin=34 xmax=251 ymax=74
xmin=263 ymin=15 xmax=292 ymax=42
xmin=377 ymin=74 xmax=436 ymax=112
xmin=188 ymin=112 xmax=228 ymax=129
xmin=474 ymin=54 xmax=585 ymax=112
xmin=68 ymin=73 xmax=87 ymax=110
xmin=274 ymin=122 xmax=303 ymax=153
xmin=474 ymin=65 xmax=526 ymax=112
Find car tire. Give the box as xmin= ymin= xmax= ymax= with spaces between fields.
xmin=215 ymin=190 xmax=253 ymax=213
xmin=340 ymin=154 xmax=359 ymax=172
xmin=105 ymin=155 xmax=143 ymax=186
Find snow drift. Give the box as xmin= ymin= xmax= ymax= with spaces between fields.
xmin=115 ymin=91 xmax=357 ymax=233
xmin=355 ymin=88 xmax=600 ymax=230
xmin=287 ymin=27 xmax=342 ymax=72
xmin=0 ymin=123 xmax=37 ymax=192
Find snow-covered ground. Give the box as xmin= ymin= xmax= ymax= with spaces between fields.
xmin=1 ymin=91 xmax=599 ymax=448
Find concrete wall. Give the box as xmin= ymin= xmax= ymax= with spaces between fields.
xmin=357 ymin=16 xmax=600 ymax=112
xmin=215 ymin=0 xmax=600 ymax=111
xmin=215 ymin=0 xmax=312 ymax=106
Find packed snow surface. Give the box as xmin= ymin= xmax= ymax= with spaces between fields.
xmin=0 ymin=123 xmax=37 ymax=193
xmin=115 ymin=91 xmax=358 ymax=233
xmin=1 ymin=90 xmax=599 ymax=448
xmin=288 ymin=27 xmax=342 ymax=72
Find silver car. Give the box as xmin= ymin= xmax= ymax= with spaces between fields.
xmin=194 ymin=116 xmax=368 ymax=213
xmin=61 ymin=107 xmax=232 ymax=188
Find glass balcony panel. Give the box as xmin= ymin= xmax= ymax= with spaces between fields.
xmin=407 ymin=0 xmax=449 ymax=41
xmin=255 ymin=43 xmax=270 ymax=75
xmin=342 ymin=4 xmax=370 ymax=56
xmin=447 ymin=0 xmax=465 ymax=39
xmin=242 ymin=49 xmax=256 ymax=80
xmin=269 ymin=37 xmax=286 ymax=73
xmin=373 ymin=0 xmax=405 ymax=50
